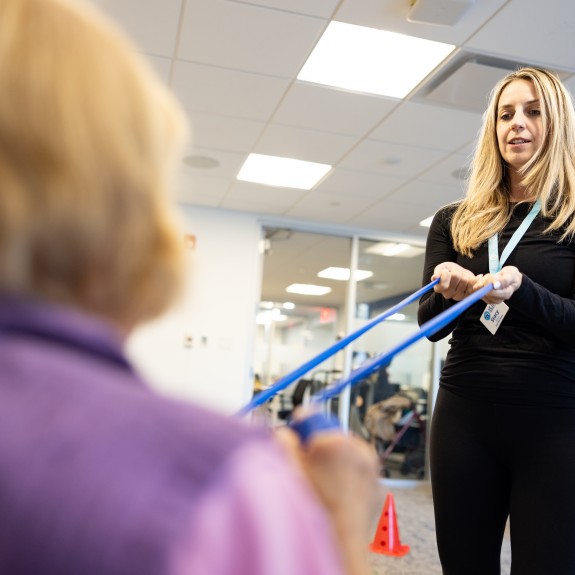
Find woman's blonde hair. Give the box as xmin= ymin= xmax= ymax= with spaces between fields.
xmin=451 ymin=67 xmax=575 ymax=257
xmin=0 ymin=0 xmax=187 ymax=328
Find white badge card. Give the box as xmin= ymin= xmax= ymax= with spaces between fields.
xmin=480 ymin=302 xmax=509 ymax=335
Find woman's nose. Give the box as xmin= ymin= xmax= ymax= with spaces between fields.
xmin=512 ymin=113 xmax=526 ymax=131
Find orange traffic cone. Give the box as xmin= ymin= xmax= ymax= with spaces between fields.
xmin=369 ymin=492 xmax=410 ymax=556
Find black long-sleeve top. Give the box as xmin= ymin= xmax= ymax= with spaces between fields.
xmin=418 ymin=202 xmax=575 ymax=406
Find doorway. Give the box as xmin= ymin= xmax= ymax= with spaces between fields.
xmin=253 ymin=226 xmax=435 ymax=480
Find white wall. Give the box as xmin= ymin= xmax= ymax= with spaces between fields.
xmin=254 ymin=316 xmax=340 ymax=393
xmin=126 ymin=206 xmax=262 ymax=414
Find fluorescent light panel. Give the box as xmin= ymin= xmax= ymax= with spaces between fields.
xmin=317 ymin=267 xmax=373 ymax=281
xmin=419 ymin=216 xmax=434 ymax=228
xmin=237 ymin=153 xmax=331 ymax=190
xmin=365 ymin=242 xmax=425 ymax=258
xmin=286 ymin=283 xmax=332 ymax=296
xmin=256 ymin=311 xmax=287 ymax=325
xmin=298 ymin=22 xmax=455 ymax=99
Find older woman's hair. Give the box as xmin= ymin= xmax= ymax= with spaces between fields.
xmin=0 ymin=0 xmax=187 ymax=327
xmin=451 ymin=67 xmax=575 ymax=257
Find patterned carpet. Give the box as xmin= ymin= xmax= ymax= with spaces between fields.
xmin=366 ymin=481 xmax=512 ymax=575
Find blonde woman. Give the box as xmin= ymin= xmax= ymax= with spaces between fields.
xmin=419 ymin=67 xmax=575 ymax=574
xmin=0 ymin=1 xmax=378 ymax=574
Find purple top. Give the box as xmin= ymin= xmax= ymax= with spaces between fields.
xmin=0 ymin=297 xmax=344 ymax=575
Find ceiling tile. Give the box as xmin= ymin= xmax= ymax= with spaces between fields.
xmin=466 ymin=0 xmax=575 ymax=71
xmin=403 ymin=222 xmax=432 ymax=240
xmin=181 ymin=146 xmax=247 ymax=179
xmin=188 ymin=112 xmax=265 ymax=153
xmin=177 ymin=172 xmax=230 ymax=206
xmin=179 ymin=0 xmax=326 ymax=77
xmin=227 ymin=0 xmax=340 ymax=19
xmin=254 ymin=125 xmax=358 ymax=164
xmin=370 ymin=101 xmax=481 ymax=152
xmin=315 ymin=169 xmax=404 ymax=199
xmin=224 ymin=181 xmax=307 ymax=210
xmin=219 ymin=199 xmax=287 ymax=216
xmin=144 ymin=56 xmax=172 ymax=84
xmin=284 ymin=190 xmax=377 ymax=223
xmin=94 ymin=0 xmax=182 ymax=57
xmin=172 ymin=62 xmax=290 ymax=120
xmin=348 ymin=198 xmax=437 ymax=232
xmin=418 ymin=153 xmax=472 ymax=186
xmin=274 ymin=82 xmax=397 ymax=136
xmin=386 ymin=180 xmax=464 ymax=210
xmin=340 ymin=139 xmax=448 ymax=178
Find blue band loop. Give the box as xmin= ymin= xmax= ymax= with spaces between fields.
xmin=237 ymin=278 xmax=440 ymax=416
xmin=239 ymin=280 xmax=494 ymax=424
xmin=312 ymin=283 xmax=494 ymax=403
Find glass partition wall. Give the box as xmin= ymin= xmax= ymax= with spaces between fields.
xmin=348 ymin=239 xmax=432 ymax=480
xmin=254 ymin=227 xmax=436 ymax=480
xmin=253 ymin=229 xmax=350 ymax=425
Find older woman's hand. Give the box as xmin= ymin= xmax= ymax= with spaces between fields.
xmin=276 ymin=411 xmax=380 ymax=575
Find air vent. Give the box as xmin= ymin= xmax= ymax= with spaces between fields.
xmin=407 ymin=0 xmax=475 ymax=26
xmin=425 ymin=60 xmax=509 ymax=112
xmin=412 ymin=53 xmax=572 ymax=113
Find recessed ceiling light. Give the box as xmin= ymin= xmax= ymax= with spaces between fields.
xmin=297 ymin=21 xmax=455 ymax=98
xmin=282 ymin=302 xmax=295 ymax=310
xmin=365 ymin=242 xmax=425 ymax=258
xmin=286 ymin=283 xmax=332 ymax=296
xmin=317 ymin=267 xmax=373 ymax=281
xmin=237 ymin=153 xmax=331 ymax=190
xmin=381 ymin=156 xmax=402 ymax=165
xmin=419 ymin=216 xmax=434 ymax=228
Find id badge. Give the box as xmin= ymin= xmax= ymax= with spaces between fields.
xmin=480 ymin=302 xmax=509 ymax=334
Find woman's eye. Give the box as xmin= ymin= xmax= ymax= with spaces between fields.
xmin=528 ymin=109 xmax=541 ymax=116
xmin=500 ymin=113 xmax=512 ymax=121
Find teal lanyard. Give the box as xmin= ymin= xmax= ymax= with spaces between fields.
xmin=488 ymin=200 xmax=541 ymax=274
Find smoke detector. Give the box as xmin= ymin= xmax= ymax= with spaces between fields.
xmin=407 ymin=0 xmax=475 ymax=26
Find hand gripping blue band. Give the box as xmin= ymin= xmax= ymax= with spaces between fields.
xmin=289 ymin=413 xmax=340 ymax=443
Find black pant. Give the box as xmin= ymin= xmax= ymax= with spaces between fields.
xmin=431 ymin=387 xmax=575 ymax=575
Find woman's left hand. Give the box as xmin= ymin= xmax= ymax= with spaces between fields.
xmin=472 ymin=265 xmax=523 ymax=304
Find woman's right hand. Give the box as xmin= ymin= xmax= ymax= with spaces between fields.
xmin=432 ymin=262 xmax=480 ymax=301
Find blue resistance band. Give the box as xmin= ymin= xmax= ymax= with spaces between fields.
xmin=312 ymin=283 xmax=494 ymax=404
xmin=237 ymin=278 xmax=440 ymax=417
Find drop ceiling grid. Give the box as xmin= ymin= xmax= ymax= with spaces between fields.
xmin=465 ymin=0 xmax=575 ymax=71
xmin=272 ymin=83 xmax=398 ymax=137
xmin=93 ymin=0 xmax=183 ymax=57
xmin=369 ymin=101 xmax=482 ymax=152
xmin=178 ymin=0 xmax=328 ymax=78
xmin=93 ymin=0 xmax=575 ymax=258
